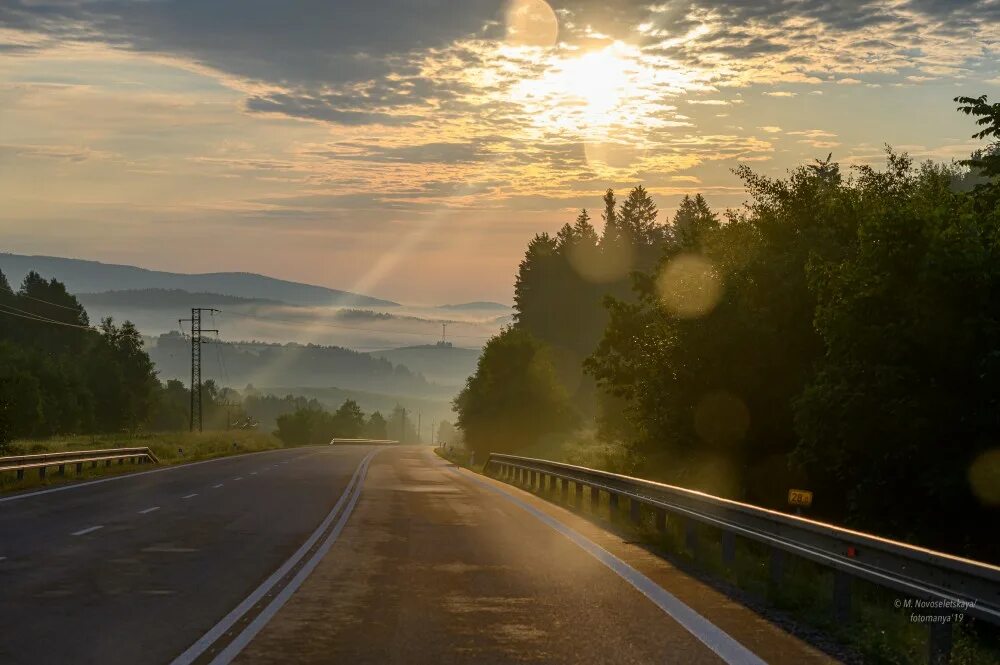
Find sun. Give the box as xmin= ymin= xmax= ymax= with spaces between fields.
xmin=506 ymin=42 xmax=670 ymax=140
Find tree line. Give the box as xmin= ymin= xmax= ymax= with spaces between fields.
xmin=454 ymin=94 xmax=1000 ymax=558
xmin=0 ymin=271 xmax=414 ymax=450
xmin=0 ymin=269 xmax=160 ymax=445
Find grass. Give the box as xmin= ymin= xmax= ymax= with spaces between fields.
xmin=442 ymin=446 xmax=1000 ymax=665
xmin=0 ymin=430 xmax=287 ymax=494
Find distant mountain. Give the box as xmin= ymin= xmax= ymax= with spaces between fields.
xmin=148 ymin=332 xmax=449 ymax=397
xmin=368 ymin=343 xmax=482 ymax=387
xmin=78 ymin=288 xmax=283 ymax=309
xmin=438 ymin=301 xmax=511 ymax=311
xmin=0 ymin=253 xmax=398 ymax=307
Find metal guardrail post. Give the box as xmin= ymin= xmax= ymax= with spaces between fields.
xmin=722 ymin=531 xmax=736 ymax=566
xmin=685 ymin=518 xmax=698 ymax=556
xmin=57 ymin=463 xmax=65 ymax=476
xmin=76 ymin=462 xmax=83 ymax=474
xmin=574 ymin=481 xmax=583 ymax=508
xmin=833 ymin=570 xmax=851 ymax=623
xmin=770 ymin=547 xmax=785 ymax=589
xmin=608 ymin=492 xmax=619 ymax=523
xmin=590 ymin=486 xmax=599 ymax=513
xmin=629 ymin=497 xmax=641 ymax=525
xmin=928 ymin=616 xmax=953 ymax=665
xmin=655 ymin=508 xmax=667 ymax=533
xmin=560 ymin=477 xmax=569 ymax=503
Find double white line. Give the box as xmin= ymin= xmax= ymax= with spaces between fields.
xmin=171 ymin=448 xmax=379 ymax=665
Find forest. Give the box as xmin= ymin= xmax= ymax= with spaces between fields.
xmin=0 ymin=273 xmax=403 ymax=447
xmin=454 ymin=95 xmax=1000 ymax=560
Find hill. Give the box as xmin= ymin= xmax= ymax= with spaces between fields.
xmin=438 ymin=301 xmax=511 ymax=311
xmin=78 ymin=288 xmax=282 ymax=309
xmin=367 ymin=343 xmax=481 ymax=387
xmin=147 ymin=332 xmax=453 ymax=398
xmin=0 ymin=253 xmax=398 ymax=307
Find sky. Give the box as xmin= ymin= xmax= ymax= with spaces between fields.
xmin=1 ymin=0 xmax=999 ymax=304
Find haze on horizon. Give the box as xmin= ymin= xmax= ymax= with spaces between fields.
xmin=1 ymin=0 xmax=998 ymax=303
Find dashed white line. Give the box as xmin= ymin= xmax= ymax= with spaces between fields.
xmin=182 ymin=493 xmax=198 ymax=499
xmin=0 ymin=556 xmax=7 ymax=562
xmin=233 ymin=477 xmax=243 ymax=481
xmin=212 ymin=484 xmax=224 ymax=489
xmin=138 ymin=506 xmax=161 ymax=514
xmin=71 ymin=525 xmax=104 ymax=537
xmin=250 ymin=471 xmax=257 ymax=476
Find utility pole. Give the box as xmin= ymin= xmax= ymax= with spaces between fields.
xmin=441 ymin=322 xmax=448 ymax=344
xmin=400 ymin=407 xmax=407 ymax=443
xmin=179 ymin=308 xmax=219 ymax=432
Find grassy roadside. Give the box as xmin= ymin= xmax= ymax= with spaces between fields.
xmin=0 ymin=430 xmax=287 ymax=494
xmin=439 ymin=447 xmax=1000 ymax=665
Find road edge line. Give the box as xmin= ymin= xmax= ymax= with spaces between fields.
xmin=207 ymin=450 xmax=375 ymax=665
xmin=170 ymin=448 xmax=378 ymax=665
xmin=441 ymin=459 xmax=767 ymax=665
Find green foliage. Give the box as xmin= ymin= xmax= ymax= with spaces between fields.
xmin=955 ymin=94 xmax=1000 ymax=205
xmin=364 ymin=410 xmax=388 ymax=439
xmin=794 ymin=156 xmax=1000 ymax=544
xmin=274 ymin=398 xmax=383 ymax=446
xmin=453 ymin=327 xmax=578 ymax=457
xmin=0 ymin=269 xmax=158 ymax=439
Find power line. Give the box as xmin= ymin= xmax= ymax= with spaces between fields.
xmin=19 ymin=292 xmax=86 ymax=312
xmin=0 ymin=303 xmax=93 ymax=330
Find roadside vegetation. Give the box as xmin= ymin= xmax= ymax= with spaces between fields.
xmin=0 ymin=430 xmax=284 ymax=493
xmin=454 ymin=95 xmax=1000 ymax=566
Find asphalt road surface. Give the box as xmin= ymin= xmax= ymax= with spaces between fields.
xmin=0 ymin=445 xmax=375 ymax=665
xmin=0 ymin=445 xmax=840 ymax=664
xmin=236 ymin=446 xmax=837 ymax=665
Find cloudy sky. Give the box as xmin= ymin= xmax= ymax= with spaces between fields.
xmin=1 ymin=0 xmax=998 ymax=303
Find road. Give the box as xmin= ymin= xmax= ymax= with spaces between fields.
xmin=237 ymin=447 xmax=835 ymax=664
xmin=0 ymin=445 xmax=376 ymax=665
xmin=0 ymin=445 xmax=839 ymax=664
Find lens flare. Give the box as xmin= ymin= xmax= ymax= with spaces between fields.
xmin=657 ymin=253 xmax=721 ymax=318
xmin=968 ymin=448 xmax=1000 ymax=506
xmin=504 ymin=0 xmax=558 ymax=48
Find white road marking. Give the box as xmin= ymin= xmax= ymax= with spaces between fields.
xmin=182 ymin=493 xmax=198 ymax=499
xmin=212 ymin=484 xmax=224 ymax=489
xmin=138 ymin=506 xmax=160 ymax=514
xmin=0 ymin=449 xmax=300 ymax=504
xmin=71 ymin=525 xmax=104 ymax=537
xmin=249 ymin=471 xmax=257 ymax=476
xmin=172 ymin=450 xmax=379 ymax=665
xmin=445 ymin=462 xmax=767 ymax=665
xmin=233 ymin=477 xmax=243 ymax=481
xmin=0 ymin=556 xmax=7 ymax=562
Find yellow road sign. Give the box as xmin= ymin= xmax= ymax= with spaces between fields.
xmin=788 ymin=489 xmax=813 ymax=507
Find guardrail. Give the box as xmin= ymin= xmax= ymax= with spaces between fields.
xmin=329 ymin=438 xmax=399 ymax=445
xmin=0 ymin=447 xmax=160 ymax=481
xmin=484 ymin=453 xmax=1000 ymax=664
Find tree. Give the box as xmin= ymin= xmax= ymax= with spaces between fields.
xmin=955 ymin=94 xmax=1000 ymax=205
xmin=364 ymin=410 xmax=388 ymax=439
xmin=454 ymin=327 xmax=577 ymax=457
xmin=330 ymin=399 xmax=365 ymax=438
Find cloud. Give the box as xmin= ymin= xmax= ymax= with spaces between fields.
xmin=757 ymin=126 xmax=783 ymax=133
xmin=763 ymin=91 xmax=797 ymax=97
